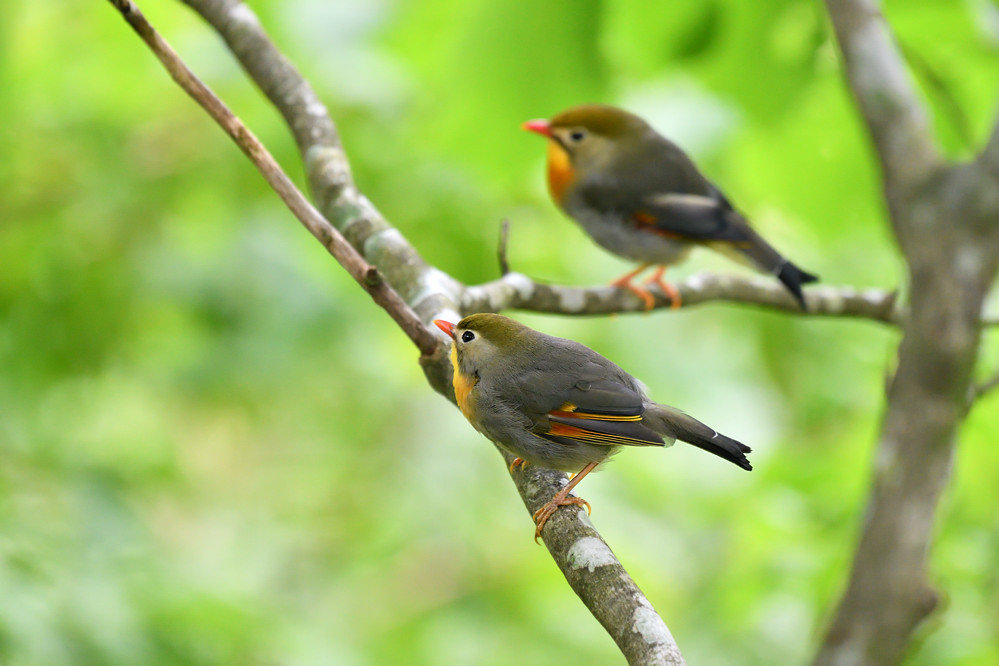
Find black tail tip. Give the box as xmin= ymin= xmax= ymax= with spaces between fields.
xmin=797 ymin=267 xmax=819 ymax=285
xmin=777 ymin=262 xmax=819 ymax=310
xmin=723 ymin=443 xmax=753 ymax=471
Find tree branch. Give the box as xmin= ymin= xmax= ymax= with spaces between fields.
xmin=109 ymin=2 xmax=974 ymax=664
xmin=466 ymin=272 xmax=900 ymax=322
xmin=114 ymin=0 xmax=687 ymax=662
xmin=815 ymin=3 xmax=999 ymax=665
xmin=178 ymin=0 xmax=452 ymax=338
xmin=106 ymin=0 xmax=439 ymax=358
xmin=824 ymin=0 xmax=941 ymax=189
xmin=178 ymin=0 xmax=899 ymax=328
xmin=503 ymin=449 xmax=685 ymax=665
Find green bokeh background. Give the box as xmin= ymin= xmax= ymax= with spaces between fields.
xmin=2 ymin=1 xmax=998 ymax=664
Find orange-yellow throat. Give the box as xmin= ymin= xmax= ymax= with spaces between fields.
xmin=450 ymin=343 xmax=478 ymax=419
xmin=545 ymin=140 xmax=575 ymax=206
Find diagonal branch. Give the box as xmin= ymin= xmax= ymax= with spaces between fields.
xmin=503 ymin=448 xmax=686 ymax=665
xmin=178 ymin=0 xmax=446 ymax=330
xmin=824 ymin=0 xmax=941 ymax=189
xmin=112 ymin=0 xmax=685 ymax=662
xmin=106 ymin=0 xmax=439 ymax=358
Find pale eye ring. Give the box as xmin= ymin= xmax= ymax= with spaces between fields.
xmin=569 ymin=129 xmax=586 ymax=142
xmin=461 ymin=331 xmax=475 ymax=343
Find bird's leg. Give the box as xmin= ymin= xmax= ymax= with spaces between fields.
xmin=533 ymin=461 xmax=598 ymax=542
xmin=643 ymin=265 xmax=681 ymax=309
xmin=508 ymin=457 xmax=527 ymax=474
xmin=609 ymin=264 xmax=655 ymax=310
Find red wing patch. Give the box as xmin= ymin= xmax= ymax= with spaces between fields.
xmin=634 ymin=211 xmax=657 ymax=225
xmin=632 ymin=211 xmax=684 ymax=239
xmin=546 ymin=422 xmax=647 ymax=445
xmin=548 ymin=423 xmax=594 ymax=439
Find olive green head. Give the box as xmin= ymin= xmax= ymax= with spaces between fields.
xmin=435 ymin=313 xmax=538 ymax=378
xmin=548 ymin=104 xmax=650 ymax=138
xmin=524 ymin=104 xmax=652 ymax=176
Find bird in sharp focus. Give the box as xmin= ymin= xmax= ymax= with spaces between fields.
xmin=434 ymin=313 xmax=752 ymax=541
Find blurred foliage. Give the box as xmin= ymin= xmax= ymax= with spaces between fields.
xmin=1 ymin=0 xmax=998 ymax=664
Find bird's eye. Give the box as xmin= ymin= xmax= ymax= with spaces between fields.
xmin=569 ymin=129 xmax=586 ymax=142
xmin=461 ymin=331 xmax=475 ymax=343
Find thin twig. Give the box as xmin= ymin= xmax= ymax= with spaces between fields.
xmin=971 ymin=369 xmax=999 ymax=402
xmin=497 ymin=218 xmax=511 ymax=276
xmin=981 ymin=113 xmax=999 ymax=176
xmin=898 ymin=41 xmax=973 ymax=150
xmin=107 ymin=0 xmax=439 ymax=357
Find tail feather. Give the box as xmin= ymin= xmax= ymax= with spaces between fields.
xmin=777 ymin=261 xmax=819 ymax=310
xmin=710 ymin=215 xmax=819 ymax=310
xmin=645 ymin=404 xmax=752 ymax=471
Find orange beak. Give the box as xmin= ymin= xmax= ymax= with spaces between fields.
xmin=522 ymin=119 xmax=551 ymax=137
xmin=434 ymin=319 xmax=457 ymax=339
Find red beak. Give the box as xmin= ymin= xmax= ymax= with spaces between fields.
xmin=522 ymin=119 xmax=551 ymax=137
xmin=434 ymin=319 xmax=457 ymax=339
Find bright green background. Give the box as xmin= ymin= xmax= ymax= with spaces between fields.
xmin=2 ymin=1 xmax=998 ymax=664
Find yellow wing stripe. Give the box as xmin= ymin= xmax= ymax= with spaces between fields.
xmin=552 ymin=405 xmax=642 ymax=422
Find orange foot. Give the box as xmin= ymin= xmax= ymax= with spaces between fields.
xmin=533 ymin=495 xmax=591 ymax=542
xmin=643 ymin=266 xmax=681 ymax=310
xmin=610 ymin=264 xmax=655 ymax=310
xmin=531 ymin=461 xmax=599 ymax=543
xmin=508 ymin=457 xmax=527 ymax=474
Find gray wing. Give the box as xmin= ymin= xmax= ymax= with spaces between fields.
xmin=508 ymin=340 xmax=664 ymax=447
